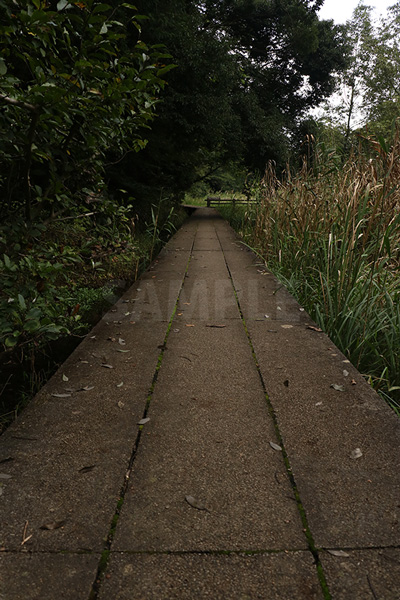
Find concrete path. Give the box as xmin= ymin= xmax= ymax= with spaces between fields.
xmin=1 ymin=208 xmax=399 ymax=599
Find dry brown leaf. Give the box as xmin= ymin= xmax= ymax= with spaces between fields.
xmin=185 ymin=495 xmax=208 ymax=511
xmin=327 ymin=549 xmax=350 ymax=558
xmin=186 ymin=324 xmax=195 ymax=327
xmin=269 ymin=441 xmax=282 ymax=451
xmin=40 ymin=520 xmax=66 ymax=531
xmin=350 ymin=448 xmax=363 ymax=459
xmin=79 ymin=465 xmax=96 ymax=473
xmin=307 ymin=326 xmax=323 ymax=332
xmin=330 ymin=384 xmax=345 ymax=392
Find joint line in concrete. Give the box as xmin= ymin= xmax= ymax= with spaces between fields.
xmin=88 ymin=233 xmax=197 ymax=600
xmin=215 ymin=226 xmax=332 ymax=600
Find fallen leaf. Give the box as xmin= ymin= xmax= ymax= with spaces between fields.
xmin=269 ymin=441 xmax=282 ymax=451
xmin=281 ymin=324 xmax=293 ymax=329
xmin=118 ymin=338 xmax=126 ymax=345
xmin=351 ymin=379 xmax=357 ymax=385
xmin=62 ymin=374 xmax=69 ymax=382
xmin=185 ymin=495 xmax=208 ymax=511
xmin=330 ymin=384 xmax=345 ymax=392
xmin=307 ymin=326 xmax=323 ymax=332
xmin=81 ymin=386 xmax=94 ymax=391
xmin=79 ymin=465 xmax=96 ymax=473
xmin=51 ymin=393 xmax=72 ymax=398
xmin=101 ymin=364 xmax=114 ymax=369
xmin=315 ymin=402 xmax=323 ymax=406
xmin=350 ymin=448 xmax=363 ymax=459
xmin=343 ymin=370 xmax=349 ymax=377
xmin=264 ymin=314 xmax=270 ymax=319
xmin=40 ymin=520 xmax=66 ymax=531
xmin=173 ymin=329 xmax=180 ymax=333
xmin=327 ymin=550 xmax=350 ymax=558
xmin=138 ymin=417 xmax=150 ymax=425
xmin=117 ymin=349 xmax=130 ymax=353
xmin=186 ymin=324 xmax=195 ymax=327
xmin=116 ymin=382 xmax=124 ymax=387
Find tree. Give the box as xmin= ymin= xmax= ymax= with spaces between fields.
xmin=112 ymin=0 xmax=347 ymax=201
xmin=362 ymin=2 xmax=400 ymax=138
xmin=312 ymin=1 xmax=400 ymax=148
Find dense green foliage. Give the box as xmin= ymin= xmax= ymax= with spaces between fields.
xmin=0 ymin=0 xmax=170 ymax=222
xmin=0 ymin=0 xmax=172 ymax=349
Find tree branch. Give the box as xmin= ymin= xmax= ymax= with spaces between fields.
xmin=0 ymin=94 xmax=39 ymax=113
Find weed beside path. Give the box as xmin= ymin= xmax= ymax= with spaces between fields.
xmin=219 ymin=138 xmax=400 ymax=415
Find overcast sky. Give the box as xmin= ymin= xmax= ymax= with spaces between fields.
xmin=317 ymin=0 xmax=395 ymax=23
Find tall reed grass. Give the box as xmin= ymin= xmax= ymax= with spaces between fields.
xmin=227 ymin=131 xmax=400 ymax=413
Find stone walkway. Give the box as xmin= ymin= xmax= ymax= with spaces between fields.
xmin=1 ymin=208 xmax=399 ymax=599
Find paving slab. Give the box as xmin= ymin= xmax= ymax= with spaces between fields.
xmin=0 ymin=553 xmax=99 ymax=600
xmin=99 ymin=552 xmax=323 ymax=600
xmin=246 ymin=321 xmax=400 ymax=548
xmin=177 ymin=248 xmax=240 ymax=320
xmin=114 ymin=320 xmax=306 ymax=552
xmin=320 ymin=548 xmax=400 ymax=600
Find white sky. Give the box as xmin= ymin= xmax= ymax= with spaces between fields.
xmin=317 ymin=0 xmax=395 ymax=23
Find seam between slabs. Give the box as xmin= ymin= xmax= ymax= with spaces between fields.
xmin=215 ymin=225 xmax=332 ymax=600
xmin=88 ymin=229 xmax=197 ymax=600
